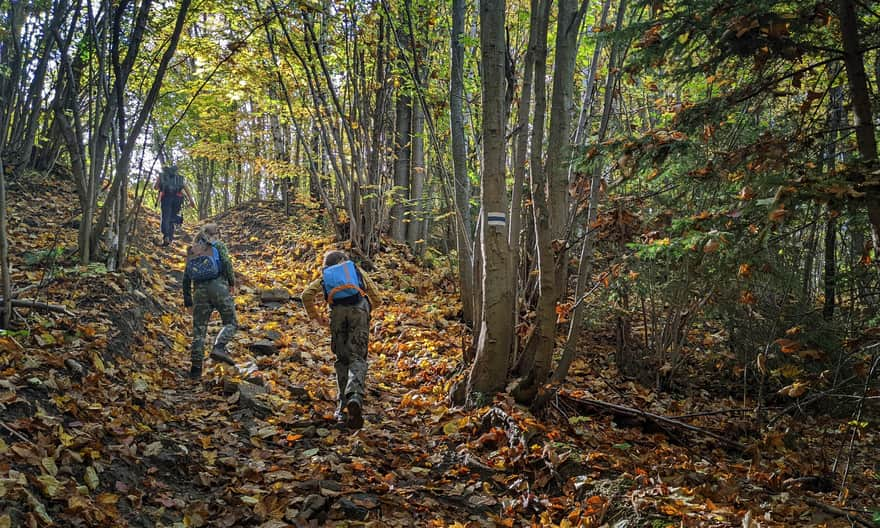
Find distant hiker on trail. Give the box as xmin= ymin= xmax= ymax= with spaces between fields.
xmin=183 ymin=223 xmax=238 ymax=380
xmin=155 ymin=165 xmax=195 ymax=246
xmin=302 ymin=250 xmax=382 ymax=430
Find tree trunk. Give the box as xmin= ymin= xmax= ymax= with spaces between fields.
xmin=391 ymin=92 xmax=412 ymax=241
xmin=837 ymin=0 xmax=880 ymax=258
xmin=513 ymin=0 xmax=587 ymax=403
xmin=0 ymin=150 xmax=11 ymax=328
xmin=406 ymin=99 xmax=426 ymax=251
xmin=514 ymin=0 xmax=550 ymax=377
xmin=551 ymin=0 xmax=628 ymax=384
xmin=823 ymin=214 xmax=837 ymax=320
xmin=450 ymin=0 xmax=474 ymax=325
xmin=466 ymin=0 xmax=515 ymax=404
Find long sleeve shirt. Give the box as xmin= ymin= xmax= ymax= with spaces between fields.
xmin=182 ymin=241 xmax=235 ymax=306
xmin=301 ymin=263 xmax=382 ymax=320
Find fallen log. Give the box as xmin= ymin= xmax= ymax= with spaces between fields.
xmin=560 ymin=392 xmax=746 ymax=451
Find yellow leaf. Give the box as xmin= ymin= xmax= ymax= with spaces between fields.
xmin=442 ymin=420 xmax=460 ymax=435
xmin=36 ymin=474 xmax=62 ymax=497
xmin=41 ymin=457 xmax=58 ymax=476
xmin=677 ymin=31 xmax=690 ymax=44
xmin=785 ymin=381 xmax=809 ymax=397
xmin=84 ymin=466 xmax=99 ymax=490
xmin=97 ymin=492 xmax=119 ymax=505
xmin=0 ymin=513 xmax=10 ymax=528
xmin=92 ymin=351 xmax=105 ymax=373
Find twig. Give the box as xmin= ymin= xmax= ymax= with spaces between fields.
xmin=837 ymin=353 xmax=880 ymax=498
xmin=672 ymin=408 xmax=759 ymax=419
xmin=804 ymin=498 xmax=875 ymax=528
xmin=562 ymin=393 xmax=746 ymax=450
xmin=0 ymin=420 xmax=37 ymax=447
xmin=768 ymin=374 xmax=858 ymax=426
xmin=0 ymin=298 xmax=75 ymax=317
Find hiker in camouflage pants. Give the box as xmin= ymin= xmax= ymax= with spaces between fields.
xmin=183 ymin=223 xmax=238 ymax=379
xmin=302 ymin=250 xmax=382 ymax=430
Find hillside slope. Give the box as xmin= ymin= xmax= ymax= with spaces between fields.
xmin=0 ymin=173 xmax=876 ymax=527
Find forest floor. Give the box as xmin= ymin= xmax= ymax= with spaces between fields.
xmin=0 ymin=171 xmax=878 ymax=527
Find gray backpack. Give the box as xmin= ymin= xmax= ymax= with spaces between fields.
xmin=160 ymin=168 xmax=184 ymax=193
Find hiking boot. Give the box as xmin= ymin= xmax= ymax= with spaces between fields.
xmin=210 ymin=345 xmax=235 ymax=366
xmin=346 ymin=399 xmax=363 ymax=430
xmin=333 ymin=400 xmax=347 ymax=424
xmin=189 ymin=362 xmax=202 ymax=380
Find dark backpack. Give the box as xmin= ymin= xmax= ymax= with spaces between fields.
xmin=186 ymin=242 xmax=221 ymax=282
xmin=160 ymin=168 xmax=184 ymax=193
xmin=322 ymin=261 xmax=365 ymax=305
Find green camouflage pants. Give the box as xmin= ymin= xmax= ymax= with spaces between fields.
xmin=191 ymin=278 xmax=238 ymax=367
xmin=330 ymin=300 xmax=370 ymax=405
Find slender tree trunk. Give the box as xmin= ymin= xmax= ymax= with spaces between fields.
xmin=407 ymin=101 xmax=427 ymax=250
xmin=391 ymin=92 xmax=412 ymax=241
xmin=0 ymin=152 xmax=11 ymax=328
xmin=823 ymin=214 xmax=837 ymax=320
xmin=508 ymin=0 xmax=542 ymax=361
xmin=513 ymin=0 xmax=587 ymax=402
xmin=450 ymin=0 xmax=474 ymax=325
xmin=515 ymin=0 xmax=550 ymax=377
xmin=550 ymin=0 xmax=628 ymax=384
xmin=466 ymin=0 xmax=515 ymax=404
xmin=837 ymin=0 xmax=880 ymax=257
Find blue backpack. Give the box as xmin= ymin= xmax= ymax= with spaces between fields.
xmin=322 ymin=261 xmax=365 ymax=305
xmin=187 ymin=242 xmax=221 ymax=282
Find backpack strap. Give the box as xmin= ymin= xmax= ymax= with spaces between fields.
xmin=327 ymin=284 xmax=366 ymax=304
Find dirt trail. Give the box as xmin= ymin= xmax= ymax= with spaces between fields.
xmin=131 ymin=200 xmax=472 ymax=526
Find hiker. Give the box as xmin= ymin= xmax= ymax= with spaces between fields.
xmin=182 ymin=223 xmax=238 ymax=380
xmin=155 ymin=165 xmax=195 ymax=246
xmin=301 ymin=250 xmax=382 ymax=429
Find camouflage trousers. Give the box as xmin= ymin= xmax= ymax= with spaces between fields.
xmin=191 ymin=278 xmax=238 ymax=368
xmin=330 ymin=299 xmax=370 ymax=406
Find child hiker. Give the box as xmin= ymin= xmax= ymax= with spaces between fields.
xmin=182 ymin=223 xmax=238 ymax=379
xmin=301 ymin=250 xmax=381 ymax=430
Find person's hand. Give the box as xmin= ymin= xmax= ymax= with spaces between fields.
xmin=187 ymin=306 xmax=193 ymax=315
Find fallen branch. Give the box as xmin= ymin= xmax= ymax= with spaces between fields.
xmin=0 ymin=298 xmax=75 ymax=317
xmin=804 ymin=498 xmax=875 ymax=528
xmin=0 ymin=420 xmax=37 ymax=447
xmin=560 ymin=393 xmax=746 ymax=451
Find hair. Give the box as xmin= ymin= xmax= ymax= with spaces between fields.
xmin=323 ymin=250 xmax=347 ymax=267
xmin=195 ymin=223 xmax=220 ymax=244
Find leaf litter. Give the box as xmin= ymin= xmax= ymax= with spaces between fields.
xmin=0 ymin=175 xmax=877 ymax=527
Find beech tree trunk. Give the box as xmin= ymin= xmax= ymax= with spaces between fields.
xmin=513 ymin=0 xmax=587 ymax=403
xmin=406 ymin=100 xmax=426 ymax=250
xmin=450 ymin=0 xmax=474 ymax=325
xmin=552 ymin=0 xmax=627 ymax=384
xmin=391 ymin=92 xmax=412 ymax=241
xmin=466 ymin=0 xmax=515 ymax=403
